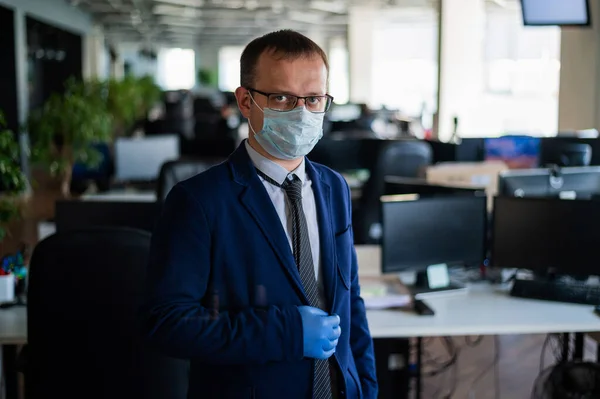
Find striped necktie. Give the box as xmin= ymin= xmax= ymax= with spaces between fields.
xmin=256 ymin=168 xmax=333 ymax=399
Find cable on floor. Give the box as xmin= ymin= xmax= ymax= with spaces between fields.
xmin=420 ymin=337 xmax=460 ymax=398
xmin=468 ymin=335 xmax=501 ymax=399
xmin=465 ymin=335 xmax=484 ymax=348
xmin=540 ymin=334 xmax=553 ymax=372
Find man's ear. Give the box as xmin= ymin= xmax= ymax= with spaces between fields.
xmin=235 ymin=87 xmax=251 ymax=119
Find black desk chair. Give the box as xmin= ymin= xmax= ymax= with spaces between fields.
xmin=23 ymin=227 xmax=189 ymax=399
xmin=157 ymin=158 xmax=224 ymax=201
xmin=353 ymin=140 xmax=433 ymax=244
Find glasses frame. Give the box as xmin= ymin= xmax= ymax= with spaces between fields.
xmin=246 ymin=87 xmax=334 ymax=114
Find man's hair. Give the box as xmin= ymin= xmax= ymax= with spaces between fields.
xmin=240 ymin=30 xmax=329 ymax=88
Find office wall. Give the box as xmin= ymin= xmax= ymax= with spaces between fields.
xmin=0 ymin=0 xmax=91 ymax=35
xmin=0 ymin=5 xmax=18 ymax=133
xmin=558 ymin=0 xmax=600 ymax=131
xmin=0 ymin=0 xmax=92 ymax=125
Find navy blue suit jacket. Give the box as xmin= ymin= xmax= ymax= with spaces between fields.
xmin=142 ymin=143 xmax=377 ymax=398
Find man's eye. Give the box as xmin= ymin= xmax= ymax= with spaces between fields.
xmin=273 ymin=95 xmax=288 ymax=102
xmin=307 ymin=97 xmax=321 ymax=105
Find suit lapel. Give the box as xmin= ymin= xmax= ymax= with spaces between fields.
xmin=229 ymin=144 xmax=308 ymax=303
xmin=306 ymin=160 xmax=337 ymax=312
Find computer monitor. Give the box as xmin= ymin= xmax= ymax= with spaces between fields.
xmin=384 ymin=176 xmax=483 ymax=197
xmin=55 ymin=200 xmax=162 ymax=233
xmin=114 ymin=134 xmax=180 ymax=182
xmin=497 ymin=168 xmax=552 ymax=197
xmin=498 ymin=166 xmax=600 ymax=199
xmin=484 ymin=136 xmax=541 ymax=169
xmin=327 ymin=103 xmax=361 ymax=122
xmin=381 ymin=195 xmax=487 ymax=294
xmin=491 ymin=196 xmax=600 ymax=276
xmin=521 ymin=0 xmax=590 ymax=27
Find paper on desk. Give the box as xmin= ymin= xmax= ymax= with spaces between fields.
xmin=363 ymin=294 xmax=411 ymax=310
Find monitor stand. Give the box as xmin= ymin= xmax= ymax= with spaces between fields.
xmin=406 ymin=263 xmax=467 ymax=298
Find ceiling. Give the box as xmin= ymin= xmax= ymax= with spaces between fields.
xmin=68 ymin=0 xmax=519 ymax=48
xmin=69 ymin=0 xmax=439 ymax=47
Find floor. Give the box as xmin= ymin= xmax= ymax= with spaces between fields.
xmin=420 ymin=333 xmax=598 ymax=399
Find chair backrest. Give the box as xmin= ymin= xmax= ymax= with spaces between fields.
xmin=559 ymin=143 xmax=592 ymax=167
xmin=156 ymin=158 xmax=224 ymax=201
xmin=353 ymin=140 xmax=433 ymax=244
xmin=26 ymin=227 xmax=189 ymax=399
xmin=379 ymin=140 xmax=433 ymax=178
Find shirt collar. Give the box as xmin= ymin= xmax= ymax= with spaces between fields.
xmin=245 ymin=140 xmax=306 ymax=185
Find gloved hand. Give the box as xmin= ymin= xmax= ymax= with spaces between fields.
xmin=297 ymin=306 xmax=341 ymax=360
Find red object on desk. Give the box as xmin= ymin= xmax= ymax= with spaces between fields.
xmin=0 ymin=269 xmax=8 ymax=276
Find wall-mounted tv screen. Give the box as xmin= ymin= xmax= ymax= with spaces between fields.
xmin=521 ymin=0 xmax=590 ymax=26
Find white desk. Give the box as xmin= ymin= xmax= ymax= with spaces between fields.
xmin=81 ymin=190 xmax=156 ymax=202
xmin=0 ymin=306 xmax=26 ymax=345
xmin=356 ymin=246 xmax=600 ymax=338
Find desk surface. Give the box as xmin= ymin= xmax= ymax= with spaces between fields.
xmin=2 ymin=246 xmax=599 ymax=344
xmin=0 ymin=306 xmax=26 ymax=345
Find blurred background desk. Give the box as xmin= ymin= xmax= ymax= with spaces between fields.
xmin=0 ymin=306 xmax=26 ymax=399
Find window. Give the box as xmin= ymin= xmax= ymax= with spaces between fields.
xmin=328 ymin=36 xmax=349 ymax=104
xmin=218 ymin=46 xmax=244 ymax=92
xmin=371 ymin=7 xmax=438 ymax=128
xmin=156 ymin=48 xmax=196 ymax=90
xmin=461 ymin=3 xmax=561 ymax=137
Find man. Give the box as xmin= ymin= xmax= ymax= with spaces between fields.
xmin=142 ymin=30 xmax=377 ymax=399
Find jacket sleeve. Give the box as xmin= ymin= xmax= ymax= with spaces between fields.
xmin=140 ymin=184 xmax=304 ymax=365
xmin=345 ymin=181 xmax=378 ymax=398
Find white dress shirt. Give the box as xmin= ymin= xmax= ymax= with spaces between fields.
xmin=245 ymin=141 xmax=323 ymax=286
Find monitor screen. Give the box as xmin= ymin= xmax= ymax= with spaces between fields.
xmin=115 ymin=134 xmax=180 ymax=182
xmin=521 ymin=0 xmax=590 ymax=26
xmin=492 ymin=197 xmax=600 ymax=276
xmin=381 ymin=196 xmax=487 ymax=273
xmin=484 ymin=136 xmax=541 ymax=169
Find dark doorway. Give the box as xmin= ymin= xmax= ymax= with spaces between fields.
xmin=0 ymin=5 xmax=19 ymax=133
xmin=26 ymin=16 xmax=83 ymax=111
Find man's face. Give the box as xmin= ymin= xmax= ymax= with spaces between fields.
xmin=235 ymin=51 xmax=328 ymax=136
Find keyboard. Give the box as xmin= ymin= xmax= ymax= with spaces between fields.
xmin=510 ymin=279 xmax=600 ymax=305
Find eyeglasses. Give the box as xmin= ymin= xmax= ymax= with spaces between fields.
xmin=247 ymin=88 xmax=333 ymax=113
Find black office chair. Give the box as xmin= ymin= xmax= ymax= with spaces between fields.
xmin=23 ymin=227 xmax=189 ymax=399
xmin=156 ymin=158 xmax=224 ymax=201
xmin=353 ymin=140 xmax=433 ymax=244
xmin=558 ymin=143 xmax=592 ymax=167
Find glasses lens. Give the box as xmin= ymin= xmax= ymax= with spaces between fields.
xmin=305 ymin=96 xmax=332 ymax=113
xmin=267 ymin=94 xmax=296 ymax=111
xmin=267 ymin=94 xmax=332 ymax=113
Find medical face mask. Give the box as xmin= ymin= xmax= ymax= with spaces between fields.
xmin=248 ymin=96 xmax=325 ymax=160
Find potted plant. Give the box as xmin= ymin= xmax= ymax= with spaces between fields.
xmin=0 ymin=110 xmax=28 ymax=242
xmin=107 ymin=75 xmax=161 ymax=137
xmin=27 ymin=78 xmax=113 ymax=197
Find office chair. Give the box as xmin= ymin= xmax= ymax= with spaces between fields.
xmin=353 ymin=140 xmax=433 ymax=244
xmin=559 ymin=143 xmax=592 ymax=167
xmin=157 ymin=158 xmax=224 ymax=201
xmin=23 ymin=227 xmax=189 ymax=399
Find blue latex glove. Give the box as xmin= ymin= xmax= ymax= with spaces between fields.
xmin=297 ymin=306 xmax=342 ymax=360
